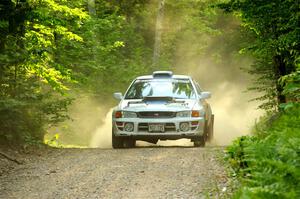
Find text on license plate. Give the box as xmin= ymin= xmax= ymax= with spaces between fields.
xmin=148 ymin=124 xmax=165 ymax=132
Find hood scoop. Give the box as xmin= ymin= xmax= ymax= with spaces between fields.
xmin=142 ymin=96 xmax=187 ymax=104
xmin=142 ymin=96 xmax=173 ymax=104
xmin=126 ymin=96 xmax=188 ymax=107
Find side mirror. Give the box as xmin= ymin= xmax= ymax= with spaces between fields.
xmin=113 ymin=92 xmax=123 ymax=100
xmin=200 ymin=91 xmax=211 ymax=99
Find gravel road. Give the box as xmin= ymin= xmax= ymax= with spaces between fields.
xmin=0 ymin=146 xmax=229 ymax=199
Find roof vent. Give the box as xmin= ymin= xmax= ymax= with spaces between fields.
xmin=152 ymin=71 xmax=173 ymax=78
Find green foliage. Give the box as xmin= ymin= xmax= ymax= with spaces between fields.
xmin=219 ymin=0 xmax=300 ymax=110
xmin=160 ymin=0 xmax=221 ymax=67
xmin=226 ymin=136 xmax=258 ymax=175
xmin=226 ymin=107 xmax=300 ymax=198
xmin=218 ymin=2 xmax=300 ymax=197
xmin=281 ymin=65 xmax=300 ymax=106
xmin=0 ymin=0 xmax=86 ymax=145
xmin=55 ymin=0 xmax=153 ymax=97
xmin=23 ymin=0 xmax=88 ymax=91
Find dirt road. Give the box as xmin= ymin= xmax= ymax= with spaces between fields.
xmin=0 ymin=146 xmax=230 ymax=199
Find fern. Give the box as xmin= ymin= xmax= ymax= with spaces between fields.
xmin=226 ymin=105 xmax=300 ymax=198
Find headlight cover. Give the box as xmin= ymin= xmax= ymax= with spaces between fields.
xmin=122 ymin=111 xmax=137 ymax=118
xmin=176 ymin=111 xmax=191 ymax=117
xmin=180 ymin=122 xmax=190 ymax=132
xmin=124 ymin=122 xmax=134 ymax=132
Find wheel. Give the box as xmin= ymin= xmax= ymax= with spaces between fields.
xmin=207 ymin=114 xmax=214 ymax=141
xmin=204 ymin=120 xmax=209 ymax=141
xmin=112 ymin=130 xmax=123 ymax=149
xmin=123 ymin=138 xmax=136 ymax=148
xmin=193 ymin=136 xmax=205 ymax=147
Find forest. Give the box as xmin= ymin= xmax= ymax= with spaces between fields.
xmin=0 ymin=0 xmax=299 ymax=198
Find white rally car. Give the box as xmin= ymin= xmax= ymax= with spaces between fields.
xmin=112 ymin=71 xmax=214 ymax=148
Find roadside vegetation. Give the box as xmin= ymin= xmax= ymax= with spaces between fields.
xmin=220 ymin=0 xmax=300 ymax=198
xmin=227 ymin=107 xmax=300 ymax=198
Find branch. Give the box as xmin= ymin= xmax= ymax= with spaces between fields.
xmin=0 ymin=151 xmax=22 ymax=165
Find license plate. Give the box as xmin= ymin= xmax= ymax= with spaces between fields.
xmin=149 ymin=124 xmax=165 ymax=132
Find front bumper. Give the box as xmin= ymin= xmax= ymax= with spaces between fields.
xmin=112 ymin=117 xmax=205 ymax=140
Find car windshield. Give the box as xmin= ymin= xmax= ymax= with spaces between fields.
xmin=125 ymin=79 xmax=196 ymax=99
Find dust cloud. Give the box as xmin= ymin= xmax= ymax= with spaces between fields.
xmin=46 ymin=96 xmax=113 ymax=148
xmin=174 ymin=57 xmax=262 ymax=146
xmin=208 ymin=81 xmax=261 ymax=145
xmin=89 ymin=108 xmax=112 ymax=148
xmin=159 ymin=2 xmax=263 ymax=145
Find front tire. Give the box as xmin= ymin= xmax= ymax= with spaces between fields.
xmin=123 ymin=138 xmax=136 ymax=148
xmin=193 ymin=136 xmax=205 ymax=147
xmin=112 ymin=130 xmax=123 ymax=149
xmin=207 ymin=114 xmax=214 ymax=141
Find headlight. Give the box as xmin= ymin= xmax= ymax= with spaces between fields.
xmin=176 ymin=111 xmax=191 ymax=117
xmin=180 ymin=122 xmax=190 ymax=132
xmin=124 ymin=123 xmax=134 ymax=132
xmin=122 ymin=111 xmax=137 ymax=118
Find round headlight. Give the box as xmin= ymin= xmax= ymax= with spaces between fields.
xmin=176 ymin=111 xmax=191 ymax=117
xmin=122 ymin=111 xmax=137 ymax=118
xmin=124 ymin=123 xmax=134 ymax=132
xmin=179 ymin=122 xmax=190 ymax=132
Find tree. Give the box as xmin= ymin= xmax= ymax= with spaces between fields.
xmin=0 ymin=0 xmax=87 ymax=144
xmin=219 ymin=0 xmax=300 ymax=110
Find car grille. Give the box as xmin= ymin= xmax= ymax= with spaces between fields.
xmin=137 ymin=111 xmax=176 ymax=118
xmin=138 ymin=123 xmax=176 ymax=132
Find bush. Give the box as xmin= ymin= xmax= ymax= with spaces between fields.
xmin=226 ymin=106 xmax=300 ymax=199
xmin=0 ymin=96 xmax=71 ymax=146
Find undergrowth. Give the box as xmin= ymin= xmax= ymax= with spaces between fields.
xmin=226 ymin=105 xmax=300 ymax=198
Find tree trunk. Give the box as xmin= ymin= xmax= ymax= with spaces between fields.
xmin=8 ymin=0 xmax=16 ymax=34
xmin=87 ymin=0 xmax=96 ymax=16
xmin=153 ymin=0 xmax=165 ymax=67
xmin=274 ymin=54 xmax=287 ymax=106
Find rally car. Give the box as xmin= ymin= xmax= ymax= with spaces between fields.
xmin=112 ymin=71 xmax=214 ymax=148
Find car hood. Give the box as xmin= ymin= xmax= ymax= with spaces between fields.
xmin=119 ymin=99 xmax=198 ymax=112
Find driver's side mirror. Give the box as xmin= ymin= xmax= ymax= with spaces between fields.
xmin=113 ymin=92 xmax=123 ymax=100
xmin=200 ymin=91 xmax=211 ymax=99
